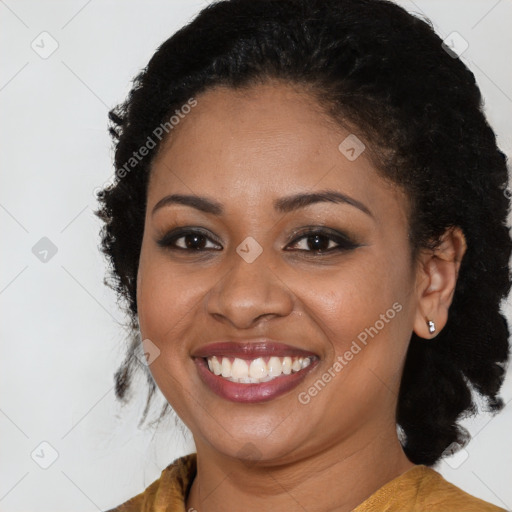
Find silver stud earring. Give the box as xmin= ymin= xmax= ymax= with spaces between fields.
xmin=427 ymin=319 xmax=436 ymax=334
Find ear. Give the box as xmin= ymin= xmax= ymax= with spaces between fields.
xmin=413 ymin=227 xmax=467 ymax=339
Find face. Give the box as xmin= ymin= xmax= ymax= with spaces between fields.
xmin=136 ymin=80 xmax=419 ymax=465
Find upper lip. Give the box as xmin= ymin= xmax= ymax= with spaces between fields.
xmin=191 ymin=339 xmax=319 ymax=359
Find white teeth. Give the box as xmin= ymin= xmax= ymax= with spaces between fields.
xmin=205 ymin=355 xmax=314 ymax=383
xmin=268 ymin=356 xmax=282 ymax=378
xmin=211 ymin=356 xmax=222 ymax=375
xmin=249 ymin=357 xmax=267 ymax=379
xmin=231 ymin=358 xmax=249 ymax=379
xmin=221 ymin=357 xmax=231 ymax=378
xmin=240 ymin=377 xmax=259 ymax=383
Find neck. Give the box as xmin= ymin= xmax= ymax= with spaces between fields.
xmin=186 ymin=425 xmax=415 ymax=512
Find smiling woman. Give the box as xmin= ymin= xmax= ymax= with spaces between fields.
xmin=95 ymin=0 xmax=511 ymax=511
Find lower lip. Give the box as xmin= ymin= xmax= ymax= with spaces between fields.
xmin=194 ymin=357 xmax=318 ymax=403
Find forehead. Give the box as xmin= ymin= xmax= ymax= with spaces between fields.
xmin=148 ymin=80 xmax=408 ymax=224
xmin=153 ymin=80 xmax=346 ymax=171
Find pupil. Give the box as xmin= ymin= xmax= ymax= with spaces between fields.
xmin=308 ymin=235 xmax=328 ymax=251
xmin=186 ymin=234 xmax=206 ymax=249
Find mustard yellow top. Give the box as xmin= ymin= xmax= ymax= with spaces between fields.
xmin=106 ymin=453 xmax=507 ymax=512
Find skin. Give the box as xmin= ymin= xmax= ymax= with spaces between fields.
xmin=136 ymin=80 xmax=466 ymax=512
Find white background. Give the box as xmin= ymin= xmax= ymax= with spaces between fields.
xmin=1 ymin=1 xmax=511 ymax=510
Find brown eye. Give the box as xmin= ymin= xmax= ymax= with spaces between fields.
xmin=286 ymin=228 xmax=360 ymax=254
xmin=157 ymin=228 xmax=222 ymax=251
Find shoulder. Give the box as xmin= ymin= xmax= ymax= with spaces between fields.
xmin=354 ymin=465 xmax=508 ymax=512
xmin=412 ymin=466 xmax=507 ymax=511
xmin=103 ymin=453 xmax=197 ymax=512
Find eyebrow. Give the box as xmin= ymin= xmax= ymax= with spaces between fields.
xmin=151 ymin=189 xmax=373 ymax=218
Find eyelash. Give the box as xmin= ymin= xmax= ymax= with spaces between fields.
xmin=156 ymin=227 xmax=361 ymax=255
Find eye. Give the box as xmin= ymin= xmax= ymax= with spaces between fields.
xmin=156 ymin=226 xmax=361 ymax=254
xmin=285 ymin=227 xmax=360 ymax=254
xmin=156 ymin=228 xmax=222 ymax=251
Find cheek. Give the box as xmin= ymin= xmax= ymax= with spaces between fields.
xmin=307 ymin=258 xmax=407 ymax=328
xmin=136 ymin=248 xmax=206 ymax=419
xmin=136 ymin=245 xmax=198 ymax=354
xmin=301 ymin=250 xmax=413 ymax=374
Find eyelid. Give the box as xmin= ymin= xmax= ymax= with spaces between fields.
xmin=156 ymin=225 xmax=361 ymax=254
xmin=156 ymin=227 xmax=222 ymax=249
xmin=286 ymin=226 xmax=361 ymax=250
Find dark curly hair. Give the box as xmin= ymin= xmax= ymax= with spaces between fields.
xmin=95 ymin=0 xmax=512 ymax=465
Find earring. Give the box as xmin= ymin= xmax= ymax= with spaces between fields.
xmin=427 ymin=319 xmax=436 ymax=334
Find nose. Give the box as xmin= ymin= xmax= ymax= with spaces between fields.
xmin=206 ymin=247 xmax=294 ymax=330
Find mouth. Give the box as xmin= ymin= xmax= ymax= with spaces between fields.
xmin=192 ymin=341 xmax=319 ymax=403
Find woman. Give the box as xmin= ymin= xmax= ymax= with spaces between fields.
xmin=96 ymin=0 xmax=511 ymax=510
